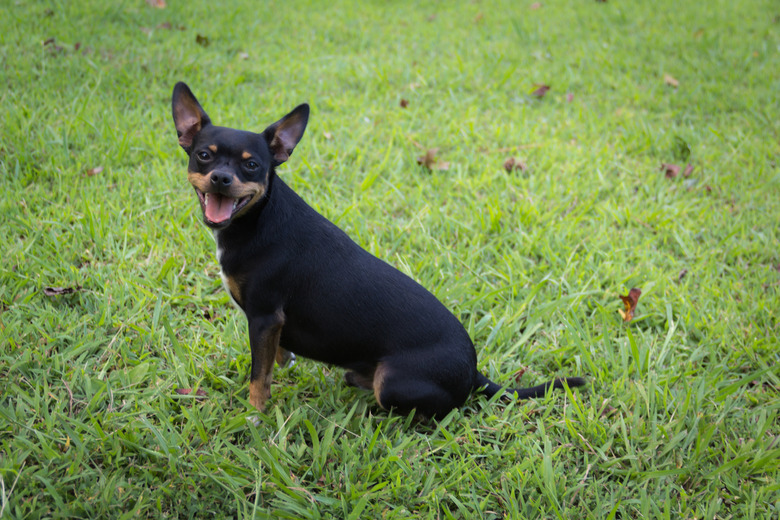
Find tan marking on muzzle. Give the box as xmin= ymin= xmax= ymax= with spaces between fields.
xmin=187 ymin=170 xmax=211 ymax=192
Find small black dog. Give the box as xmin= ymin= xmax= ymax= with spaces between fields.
xmin=171 ymin=82 xmax=584 ymax=417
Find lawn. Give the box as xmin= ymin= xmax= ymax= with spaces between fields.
xmin=1 ymin=0 xmax=779 ymax=518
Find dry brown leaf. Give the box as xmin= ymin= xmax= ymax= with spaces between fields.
xmin=683 ymin=163 xmax=694 ymax=177
xmin=618 ymin=288 xmax=642 ymax=322
xmin=601 ymin=405 xmax=618 ymax=418
xmin=417 ymin=149 xmax=438 ymax=169
xmin=399 ymin=98 xmax=409 ymax=108
xmin=43 ymin=37 xmax=64 ymax=54
xmin=747 ymin=380 xmax=780 ymax=392
xmin=663 ymin=74 xmax=679 ymax=88
xmin=416 ymin=149 xmax=449 ymax=170
xmin=43 ymin=286 xmax=81 ymax=296
xmin=661 ymin=163 xmax=681 ymax=179
xmin=676 ymin=269 xmax=688 ymax=283
xmin=503 ymin=157 xmax=528 ymax=173
xmin=531 ymin=84 xmax=550 ymax=98
xmin=86 ymin=166 xmax=103 ymax=176
xmin=195 ymin=34 xmax=210 ymax=47
xmin=175 ymin=388 xmax=207 ymax=397
xmin=512 ymin=367 xmax=527 ymax=384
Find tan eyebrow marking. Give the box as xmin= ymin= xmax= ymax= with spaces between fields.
xmin=241 ymin=151 xmax=252 ymax=160
xmin=208 ymin=144 xmax=218 ymax=152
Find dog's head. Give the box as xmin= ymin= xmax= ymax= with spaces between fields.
xmin=171 ymin=82 xmax=309 ymax=229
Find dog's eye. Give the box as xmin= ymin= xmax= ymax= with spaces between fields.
xmin=196 ymin=151 xmax=211 ymax=162
xmin=245 ymin=160 xmax=259 ymax=171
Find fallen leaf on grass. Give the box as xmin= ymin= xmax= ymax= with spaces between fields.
xmin=531 ymin=84 xmax=550 ymax=98
xmin=399 ymin=98 xmax=409 ymax=108
xmin=676 ymin=269 xmax=688 ymax=283
xmin=195 ymin=34 xmax=210 ymax=47
xmin=512 ymin=367 xmax=527 ymax=384
xmin=43 ymin=37 xmax=64 ymax=54
xmin=662 ymin=162 xmax=694 ymax=179
xmin=86 ymin=166 xmax=103 ymax=176
xmin=747 ymin=381 xmax=780 ymax=392
xmin=601 ymin=404 xmax=618 ymax=418
xmin=43 ymin=286 xmax=81 ymax=296
xmin=503 ymin=157 xmax=528 ymax=173
xmin=154 ymin=22 xmax=185 ymax=31
xmin=618 ymin=288 xmax=642 ymax=322
xmin=416 ymin=149 xmax=449 ymax=171
xmin=661 ymin=163 xmax=681 ymax=178
xmin=175 ymin=388 xmax=208 ymax=397
xmin=663 ymin=74 xmax=679 ymax=88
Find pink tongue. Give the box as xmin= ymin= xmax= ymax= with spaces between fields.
xmin=205 ymin=193 xmax=235 ymax=223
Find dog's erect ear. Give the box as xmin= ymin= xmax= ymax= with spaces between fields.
xmin=262 ymin=104 xmax=310 ymax=165
xmin=171 ymin=82 xmax=211 ymax=150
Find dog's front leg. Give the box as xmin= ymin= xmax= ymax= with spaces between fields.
xmin=247 ymin=311 xmax=285 ymax=412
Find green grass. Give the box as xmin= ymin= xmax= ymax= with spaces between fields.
xmin=1 ymin=0 xmax=779 ymax=518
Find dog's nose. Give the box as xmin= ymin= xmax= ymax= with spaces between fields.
xmin=211 ymin=171 xmax=233 ymax=187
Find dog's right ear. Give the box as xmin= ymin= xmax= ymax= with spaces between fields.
xmin=171 ymin=82 xmax=211 ymax=150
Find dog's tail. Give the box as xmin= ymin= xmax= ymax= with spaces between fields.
xmin=475 ymin=372 xmax=586 ymax=399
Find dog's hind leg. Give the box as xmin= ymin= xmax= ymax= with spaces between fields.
xmin=372 ymin=361 xmax=469 ymax=418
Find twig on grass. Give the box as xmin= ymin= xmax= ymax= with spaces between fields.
xmin=0 ymin=461 xmax=25 ymax=518
xmin=63 ymin=379 xmax=74 ymax=417
xmin=304 ymin=404 xmax=360 ymax=438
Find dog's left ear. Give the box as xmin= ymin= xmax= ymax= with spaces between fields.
xmin=172 ymin=82 xmax=211 ymax=150
xmin=263 ymin=104 xmax=310 ymax=165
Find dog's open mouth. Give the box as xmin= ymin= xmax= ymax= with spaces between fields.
xmin=196 ymin=190 xmax=252 ymax=225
